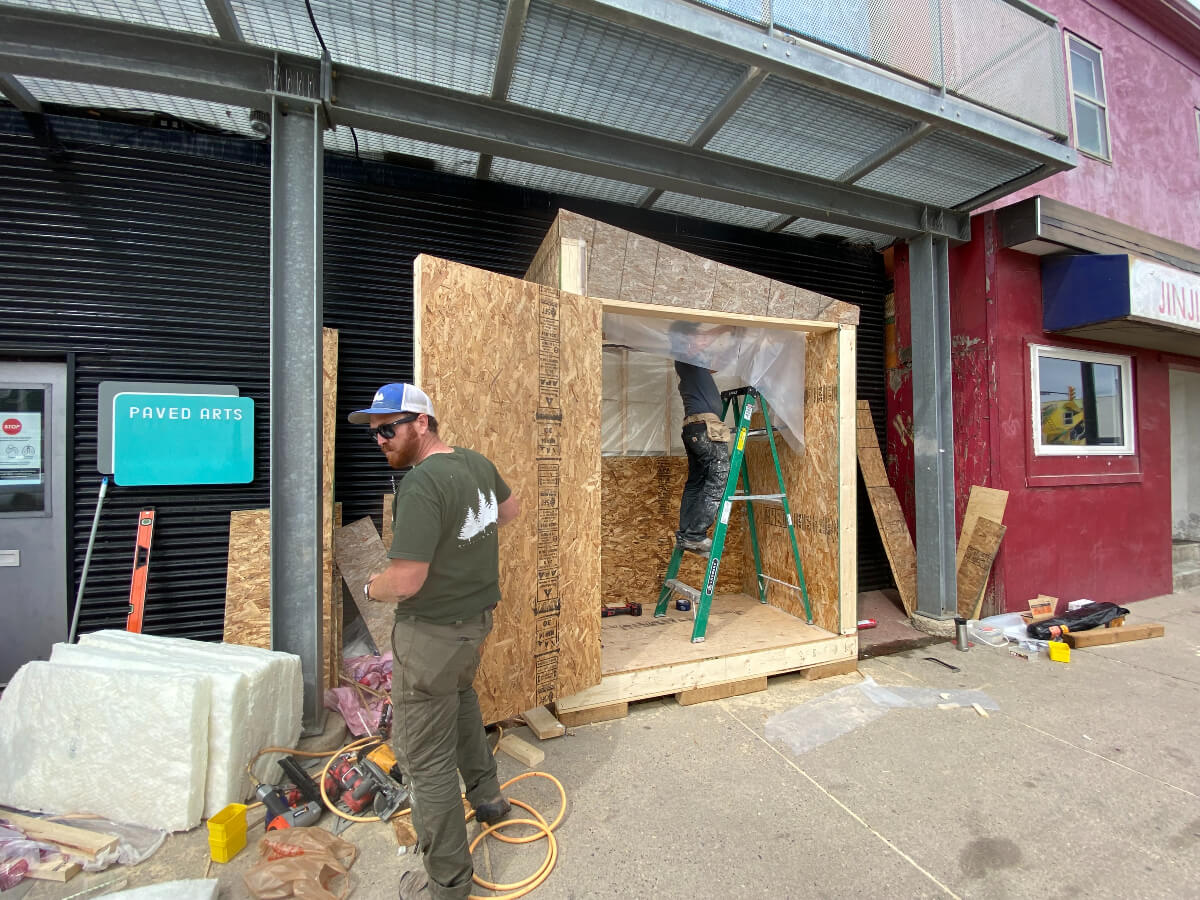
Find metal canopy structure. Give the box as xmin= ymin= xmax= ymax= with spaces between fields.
xmin=0 ymin=0 xmax=1074 ymax=245
xmin=0 ymin=0 xmax=1078 ymax=723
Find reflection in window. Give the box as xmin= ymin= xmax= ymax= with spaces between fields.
xmin=1032 ymin=346 xmax=1133 ymax=455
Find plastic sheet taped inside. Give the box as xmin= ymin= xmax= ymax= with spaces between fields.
xmin=764 ymin=677 xmax=1000 ymax=756
xmin=603 ymin=314 xmax=807 ymax=455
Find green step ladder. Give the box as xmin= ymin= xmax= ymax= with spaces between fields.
xmin=654 ymin=386 xmax=812 ymax=643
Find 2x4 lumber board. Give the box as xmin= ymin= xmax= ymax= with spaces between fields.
xmin=556 ymin=634 xmax=857 ymax=712
xmin=955 ymin=486 xmax=1008 ymax=575
xmin=0 ymin=813 xmax=118 ymax=859
xmin=801 ymin=658 xmax=860 ymax=680
xmin=555 ymin=701 xmax=628 ymax=727
xmin=382 ymin=493 xmax=393 ymax=549
xmin=600 ymin=297 xmax=837 ymax=333
xmin=1065 ymin=623 xmax=1165 ymax=648
xmin=322 ymin=328 xmax=339 ymax=687
xmin=958 ymin=518 xmax=1008 ymax=620
xmin=837 ymin=326 xmax=857 ymax=635
xmin=676 ymin=675 xmax=767 ymax=706
xmin=521 ymin=705 xmax=566 ymax=740
xmin=333 ymin=516 xmax=393 ymax=657
xmin=26 ymin=857 xmax=81 ymax=882
xmin=497 ymin=734 xmax=545 ymax=768
xmin=414 ymin=255 xmax=602 ymax=722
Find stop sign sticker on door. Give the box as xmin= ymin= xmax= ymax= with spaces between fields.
xmin=2 ymin=419 xmax=21 ymax=435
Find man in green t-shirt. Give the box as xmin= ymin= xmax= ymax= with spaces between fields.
xmin=351 ymin=382 xmax=521 ymax=900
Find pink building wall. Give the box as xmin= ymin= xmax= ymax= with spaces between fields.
xmin=980 ymin=0 xmax=1200 ymax=248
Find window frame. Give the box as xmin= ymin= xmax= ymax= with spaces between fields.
xmin=1030 ymin=343 xmax=1134 ymax=457
xmin=1065 ymin=33 xmax=1112 ymax=162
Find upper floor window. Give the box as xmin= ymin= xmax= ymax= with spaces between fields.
xmin=1067 ymin=35 xmax=1111 ymax=161
xmin=1196 ymin=108 xmax=1200 ymax=158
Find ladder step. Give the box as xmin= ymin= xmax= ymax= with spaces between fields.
xmin=731 ymin=493 xmax=785 ymax=502
xmin=746 ymin=428 xmax=769 ymax=438
xmin=664 ymin=579 xmax=701 ymax=602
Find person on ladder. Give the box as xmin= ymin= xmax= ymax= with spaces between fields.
xmin=669 ymin=321 xmax=736 ymax=554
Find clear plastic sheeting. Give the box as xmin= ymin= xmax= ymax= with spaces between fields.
xmin=602 ymin=313 xmax=807 ymax=454
xmin=764 ymin=676 xmax=1000 ymax=756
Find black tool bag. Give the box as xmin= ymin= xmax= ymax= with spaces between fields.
xmin=1027 ymin=602 xmax=1130 ymax=639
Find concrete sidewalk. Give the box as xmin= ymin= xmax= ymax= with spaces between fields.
xmin=19 ymin=589 xmax=1199 ymax=899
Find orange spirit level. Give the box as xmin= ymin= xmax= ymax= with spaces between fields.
xmin=126 ymin=508 xmax=156 ymax=632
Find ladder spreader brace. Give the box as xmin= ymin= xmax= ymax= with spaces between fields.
xmin=655 ymin=386 xmax=812 ymax=643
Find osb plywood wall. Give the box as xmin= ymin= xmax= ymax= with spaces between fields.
xmin=743 ymin=330 xmax=841 ymax=633
xmin=541 ymin=209 xmax=859 ymax=325
xmin=414 ymin=256 xmax=601 ymax=723
xmin=223 ymin=328 xmax=341 ymax=687
xmin=601 ymin=457 xmax=747 ymax=607
xmin=525 ymin=211 xmax=854 ymax=635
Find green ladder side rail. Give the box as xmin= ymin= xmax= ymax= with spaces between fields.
xmin=654 ymin=386 xmax=812 ymax=643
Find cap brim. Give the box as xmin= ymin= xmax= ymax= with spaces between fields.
xmin=348 ymin=406 xmax=405 ymax=424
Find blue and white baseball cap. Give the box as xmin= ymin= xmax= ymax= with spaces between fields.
xmin=348 ymin=383 xmax=436 ymax=424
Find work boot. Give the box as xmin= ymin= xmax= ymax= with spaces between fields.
xmin=397 ymin=869 xmax=432 ymax=900
xmin=676 ymin=535 xmax=712 ymax=554
xmin=473 ymin=797 xmax=511 ymax=826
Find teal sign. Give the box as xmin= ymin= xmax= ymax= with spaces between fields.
xmin=113 ymin=393 xmax=254 ymax=486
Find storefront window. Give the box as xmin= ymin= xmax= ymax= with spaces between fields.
xmin=1031 ymin=345 xmax=1133 ymax=455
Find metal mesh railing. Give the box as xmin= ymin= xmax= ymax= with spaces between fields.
xmin=691 ymin=0 xmax=1069 ymax=136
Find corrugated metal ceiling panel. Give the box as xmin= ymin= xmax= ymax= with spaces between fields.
xmin=489 ymin=156 xmax=647 ymax=205
xmin=707 ymin=75 xmax=917 ymax=181
xmin=510 ymin=0 xmax=747 ymax=143
xmin=653 ymin=192 xmax=778 ymax=231
xmin=5 ymin=0 xmax=216 ymax=34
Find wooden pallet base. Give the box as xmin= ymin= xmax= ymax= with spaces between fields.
xmin=555 ymin=594 xmax=856 ymax=723
xmin=800 ymin=658 xmax=859 ymax=681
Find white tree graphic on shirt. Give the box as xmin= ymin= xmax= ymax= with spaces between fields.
xmin=458 ymin=489 xmax=499 ymax=542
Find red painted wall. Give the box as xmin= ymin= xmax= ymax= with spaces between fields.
xmin=889 ymin=214 xmax=1176 ymax=613
xmin=978 ymin=0 xmax=1200 ymax=248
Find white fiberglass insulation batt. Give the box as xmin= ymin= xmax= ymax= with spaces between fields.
xmin=49 ymin=643 xmax=250 ymax=817
xmin=0 ymin=662 xmax=208 ymax=831
xmin=79 ymin=631 xmax=302 ymax=785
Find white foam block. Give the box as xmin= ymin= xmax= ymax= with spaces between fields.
xmin=0 ymin=662 xmax=208 ymax=831
xmin=50 ymin=643 xmax=249 ymax=818
xmin=80 ymin=631 xmax=302 ymax=787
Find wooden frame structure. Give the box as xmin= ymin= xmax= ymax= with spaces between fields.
xmin=415 ymin=211 xmax=859 ymax=723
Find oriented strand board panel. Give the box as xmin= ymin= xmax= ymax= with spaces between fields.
xmin=957 ymin=517 xmax=1007 ymax=619
xmin=955 ymin=486 xmax=1008 ymax=573
xmin=334 ymin=516 xmax=394 ymax=656
xmin=414 ymin=255 xmax=602 ymax=722
xmin=857 ymin=400 xmax=918 ymax=616
xmin=223 ymin=508 xmax=271 ymax=648
xmin=382 ymin=493 xmax=393 ymax=549
xmin=526 ymin=210 xmax=860 ymax=326
xmin=600 ymin=457 xmax=746 ymax=608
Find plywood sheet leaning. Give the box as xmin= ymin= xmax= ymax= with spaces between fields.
xmin=334 ymin=516 xmax=393 ymax=657
xmin=414 ymin=255 xmax=602 ymax=722
xmin=223 ymin=508 xmax=271 ymax=648
xmin=957 ymin=518 xmax=1007 ymax=620
xmin=527 ymin=210 xmax=860 ymax=327
xmin=382 ymin=493 xmax=394 ymax=548
xmin=955 ymin=485 xmax=1008 ymax=618
xmin=601 ymin=456 xmax=746 ymax=608
xmin=856 ymin=400 xmax=918 ymax=616
xmin=224 ymin=332 xmax=340 ymax=679
xmin=740 ymin=330 xmax=842 ymax=633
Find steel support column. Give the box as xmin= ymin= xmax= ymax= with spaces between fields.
xmin=269 ymin=96 xmax=325 ymax=733
xmin=908 ymin=233 xmax=957 ymax=619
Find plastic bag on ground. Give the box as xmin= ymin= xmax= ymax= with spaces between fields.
xmin=765 ymin=676 xmax=1000 ymax=757
xmin=244 ymin=827 xmax=357 ymax=900
xmin=44 ymin=815 xmax=166 ymax=871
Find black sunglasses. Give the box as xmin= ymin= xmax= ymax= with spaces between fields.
xmin=367 ymin=414 xmax=419 ymax=440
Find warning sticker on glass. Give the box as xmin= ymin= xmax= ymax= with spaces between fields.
xmin=0 ymin=412 xmax=43 ymax=484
